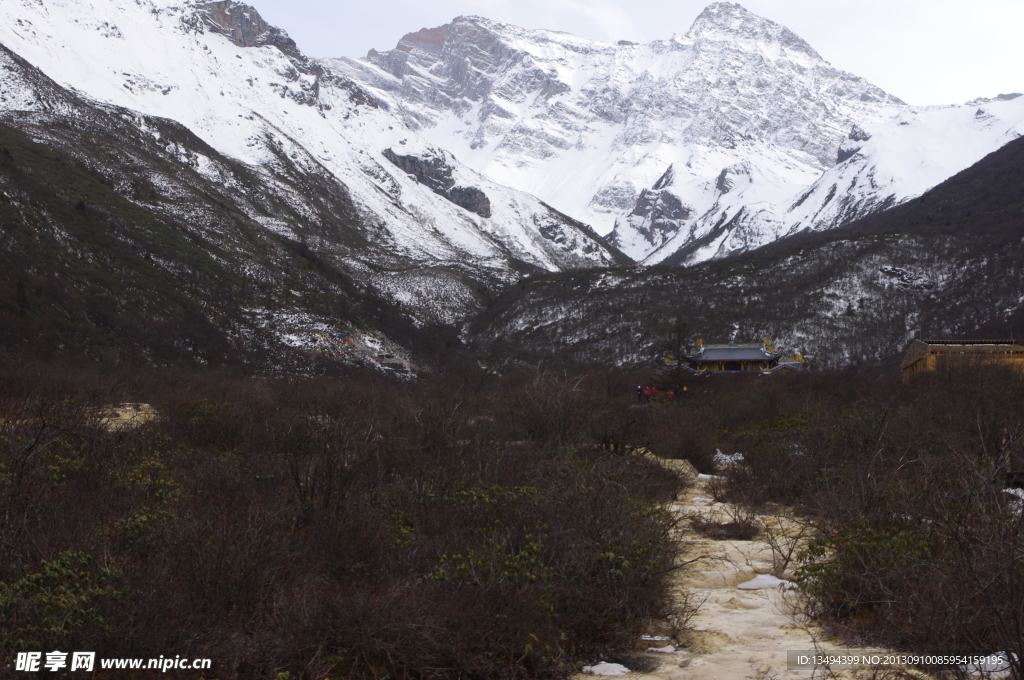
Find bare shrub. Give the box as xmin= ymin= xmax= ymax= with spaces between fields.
xmin=646 ymin=408 xmax=719 ymax=473
xmin=756 ymin=512 xmax=812 ymax=578
xmin=729 ymin=366 xmax=1024 ymax=677
xmin=689 ymin=514 xmax=759 ymax=541
xmin=0 ymin=362 xmax=691 ymax=679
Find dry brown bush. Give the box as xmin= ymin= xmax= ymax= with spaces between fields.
xmin=0 ymin=362 xmax=689 ymax=679
xmin=701 ymin=366 xmax=1024 ymax=678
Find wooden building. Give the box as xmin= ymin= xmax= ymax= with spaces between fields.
xmin=901 ymin=339 xmax=1024 ymax=382
xmin=682 ymin=343 xmax=804 ymax=374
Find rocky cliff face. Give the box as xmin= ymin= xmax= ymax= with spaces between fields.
xmin=196 ymin=1 xmax=300 ymax=57
xmin=612 ymin=165 xmax=693 ymax=256
xmin=383 ymin=148 xmax=492 ymax=217
xmin=331 ymin=3 xmax=1024 ymax=265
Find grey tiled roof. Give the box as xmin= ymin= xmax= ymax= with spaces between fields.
xmin=688 ymin=347 xmax=780 ymax=361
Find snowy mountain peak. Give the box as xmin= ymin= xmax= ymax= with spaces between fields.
xmin=332 ymin=3 xmax=904 ymax=228
xmin=684 ymin=3 xmax=821 ymax=61
xmin=333 ymin=5 xmax=1024 ymax=268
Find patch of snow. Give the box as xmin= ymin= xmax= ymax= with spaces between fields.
xmin=713 ymin=450 xmax=745 ymax=465
xmin=1002 ymin=488 xmax=1024 ymax=515
xmin=583 ymin=662 xmax=630 ymax=676
xmin=737 ymin=574 xmax=796 ymax=590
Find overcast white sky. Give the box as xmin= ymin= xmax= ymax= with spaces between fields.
xmin=251 ymin=0 xmax=1024 ymax=106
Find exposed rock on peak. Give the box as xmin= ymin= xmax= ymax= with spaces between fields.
xmin=178 ymin=0 xmax=347 ymax=107
xmin=848 ymin=124 xmax=872 ymax=142
xmin=966 ymin=92 xmax=1023 ymax=105
xmin=685 ymin=2 xmax=821 ymax=60
xmin=363 ymin=15 xmax=574 ymax=112
xmin=837 ymin=124 xmax=871 ymax=163
xmin=397 ymin=24 xmax=451 ymax=51
xmin=652 ymin=165 xmax=675 ymax=190
xmin=192 ymin=1 xmax=302 ymax=60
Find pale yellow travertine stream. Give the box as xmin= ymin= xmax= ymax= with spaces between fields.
xmin=580 ymin=458 xmax=907 ymax=680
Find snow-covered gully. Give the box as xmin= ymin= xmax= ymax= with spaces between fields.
xmin=582 ymin=463 xmax=891 ymax=680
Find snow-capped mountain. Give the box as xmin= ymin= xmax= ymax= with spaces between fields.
xmin=332 ymin=3 xmax=1024 ymax=265
xmin=680 ymin=99 xmax=1024 ymax=265
xmin=0 ymin=0 xmax=627 ymax=323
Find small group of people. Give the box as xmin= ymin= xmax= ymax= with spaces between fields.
xmin=637 ymin=385 xmax=682 ymax=403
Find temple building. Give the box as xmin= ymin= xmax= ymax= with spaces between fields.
xmin=681 ymin=342 xmax=805 ymax=374
xmin=901 ymin=339 xmax=1024 ymax=382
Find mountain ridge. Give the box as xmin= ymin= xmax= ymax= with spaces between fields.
xmin=2 ymin=0 xmax=1022 ymax=373
xmin=333 ymin=4 xmax=1024 ymax=266
xmin=682 ymin=2 xmax=822 ymax=60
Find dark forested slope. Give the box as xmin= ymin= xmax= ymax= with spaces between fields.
xmin=0 ymin=116 xmax=429 ymax=369
xmin=0 ymin=44 xmax=441 ymax=370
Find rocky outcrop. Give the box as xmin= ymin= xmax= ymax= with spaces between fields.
xmin=715 ymin=163 xmax=752 ymax=194
xmin=383 ymin=148 xmax=491 ymax=217
xmin=447 ymin=186 xmax=492 ymax=218
xmin=610 ymin=186 xmax=692 ymax=258
xmin=651 ymin=165 xmax=675 ymax=191
xmin=182 ymin=1 xmax=338 ymax=107
xmin=189 ymin=1 xmax=302 ymax=58
xmin=632 ymin=189 xmax=689 ymax=221
xmin=838 ymin=124 xmax=872 ymax=163
xmin=382 ymin=149 xmax=454 ymax=192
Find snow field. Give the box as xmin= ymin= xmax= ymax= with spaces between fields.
xmin=334 ymin=7 xmax=1024 ymax=266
